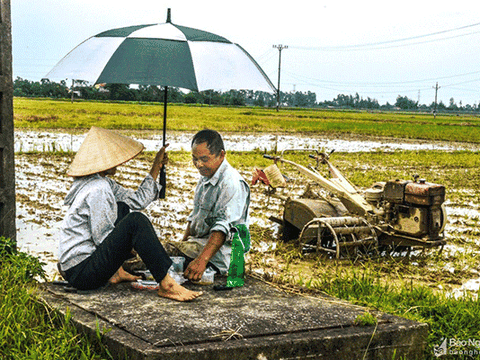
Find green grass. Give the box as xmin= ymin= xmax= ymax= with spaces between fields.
xmin=309 ymin=267 xmax=480 ymax=358
xmin=14 ymin=97 xmax=480 ymax=142
xmin=0 ymin=237 xmax=113 ymax=359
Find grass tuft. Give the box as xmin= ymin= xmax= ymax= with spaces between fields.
xmin=0 ymin=237 xmax=113 ymax=359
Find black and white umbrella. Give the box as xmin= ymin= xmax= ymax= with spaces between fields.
xmin=46 ymin=9 xmax=275 ymax=196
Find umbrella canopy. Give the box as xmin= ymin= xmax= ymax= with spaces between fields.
xmin=46 ymin=16 xmax=275 ymax=93
xmin=46 ymin=9 xmax=275 ymax=198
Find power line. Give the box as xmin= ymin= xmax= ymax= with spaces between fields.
xmin=442 ymin=78 xmax=480 ymax=88
xmin=290 ymin=22 xmax=480 ymax=51
xmin=282 ymin=69 xmax=480 ymax=88
xmin=448 ymin=86 xmax=480 ymax=93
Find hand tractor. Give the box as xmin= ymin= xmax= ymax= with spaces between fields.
xmin=255 ymin=149 xmax=447 ymax=259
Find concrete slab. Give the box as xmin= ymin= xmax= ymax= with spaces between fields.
xmin=41 ymin=276 xmax=428 ymax=360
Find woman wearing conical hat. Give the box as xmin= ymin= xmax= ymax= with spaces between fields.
xmin=58 ymin=126 xmax=201 ymax=301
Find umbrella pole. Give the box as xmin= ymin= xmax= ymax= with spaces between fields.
xmin=159 ymin=86 xmax=167 ymax=199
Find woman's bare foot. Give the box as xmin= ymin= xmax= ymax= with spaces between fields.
xmin=109 ymin=267 xmax=140 ymax=284
xmin=157 ymin=274 xmax=202 ymax=302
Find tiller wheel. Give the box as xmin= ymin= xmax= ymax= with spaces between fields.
xmin=298 ymin=216 xmax=378 ymax=259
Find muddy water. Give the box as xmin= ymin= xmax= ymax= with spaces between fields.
xmin=15 ymin=129 xmax=480 ymax=153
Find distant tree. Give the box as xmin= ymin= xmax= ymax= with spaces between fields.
xmin=332 ymin=94 xmax=354 ymax=107
xmin=164 ymin=87 xmax=184 ymax=103
xmin=395 ymin=95 xmax=417 ymax=110
xmin=288 ymin=91 xmax=316 ymax=107
xmin=137 ymin=85 xmax=162 ymax=102
xmin=329 ymin=93 xmax=379 ymax=109
xmin=201 ymin=90 xmax=216 ymax=105
xmin=105 ymin=84 xmax=138 ymax=101
xmin=39 ymin=79 xmax=69 ymax=98
xmin=14 ymin=77 xmax=40 ymax=97
xmin=448 ymin=97 xmax=458 ymax=111
xmin=184 ymin=92 xmax=201 ymax=104
xmin=253 ymin=92 xmax=266 ymax=107
xmin=222 ymin=90 xmax=245 ymax=106
xmin=13 ymin=77 xmax=32 ymax=97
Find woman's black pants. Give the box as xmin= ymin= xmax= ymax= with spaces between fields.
xmin=65 ymin=203 xmax=172 ymax=290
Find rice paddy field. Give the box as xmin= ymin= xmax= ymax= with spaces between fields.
xmin=14 ymin=97 xmax=480 ymax=142
xmin=11 ymin=98 xmax=480 ymax=358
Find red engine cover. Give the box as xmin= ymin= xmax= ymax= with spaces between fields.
xmin=404 ymin=181 xmax=445 ymax=206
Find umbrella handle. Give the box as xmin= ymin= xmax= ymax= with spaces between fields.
xmin=159 ymin=86 xmax=168 ymax=199
xmin=159 ymin=166 xmax=166 ymax=199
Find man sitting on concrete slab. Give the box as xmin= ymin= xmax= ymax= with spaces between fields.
xmin=168 ymin=129 xmax=250 ymax=282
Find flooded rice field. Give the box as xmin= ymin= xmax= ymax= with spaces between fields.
xmin=14 ymin=129 xmax=480 ymax=153
xmin=13 ymin=130 xmax=480 ymax=299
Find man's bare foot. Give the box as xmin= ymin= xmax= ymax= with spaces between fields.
xmin=109 ymin=267 xmax=140 ymax=284
xmin=157 ymin=274 xmax=202 ymax=302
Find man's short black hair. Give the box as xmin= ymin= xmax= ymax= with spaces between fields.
xmin=191 ymin=129 xmax=225 ymax=156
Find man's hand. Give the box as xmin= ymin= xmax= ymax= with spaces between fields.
xmin=183 ymin=257 xmax=208 ymax=281
xmin=182 ymin=223 xmax=191 ymax=242
xmin=183 ymin=231 xmax=225 ymax=281
xmin=150 ymin=144 xmax=169 ymax=180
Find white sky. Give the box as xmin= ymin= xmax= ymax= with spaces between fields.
xmin=12 ymin=0 xmax=480 ymax=106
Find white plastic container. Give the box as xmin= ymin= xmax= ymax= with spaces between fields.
xmin=170 ymin=256 xmax=185 ymax=273
xmin=194 ymin=268 xmax=216 ymax=285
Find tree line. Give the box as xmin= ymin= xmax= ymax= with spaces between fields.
xmin=13 ymin=77 xmax=479 ymax=112
xmin=323 ymin=93 xmax=480 ymax=112
xmin=13 ymin=77 xmax=318 ymax=108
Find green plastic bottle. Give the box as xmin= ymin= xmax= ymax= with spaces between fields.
xmin=226 ymin=224 xmax=250 ymax=288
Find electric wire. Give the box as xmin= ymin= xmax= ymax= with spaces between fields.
xmin=290 ymin=22 xmax=480 ymax=51
xmin=283 ymin=69 xmax=480 ymax=87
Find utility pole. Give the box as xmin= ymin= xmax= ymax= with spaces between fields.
xmin=433 ymin=82 xmax=441 ymax=118
xmin=273 ymin=44 xmax=288 ymax=111
xmin=71 ymin=79 xmax=75 ymax=103
xmin=0 ymin=0 xmax=15 ymax=243
xmin=293 ymin=84 xmax=296 ymax=107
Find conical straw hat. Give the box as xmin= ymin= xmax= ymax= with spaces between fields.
xmin=67 ymin=126 xmax=144 ymax=177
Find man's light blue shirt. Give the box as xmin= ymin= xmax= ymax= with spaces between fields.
xmin=188 ymin=159 xmax=250 ymax=238
xmin=186 ymin=159 xmax=250 ymax=274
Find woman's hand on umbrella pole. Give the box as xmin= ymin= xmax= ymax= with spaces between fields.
xmin=150 ymin=143 xmax=169 ymax=180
